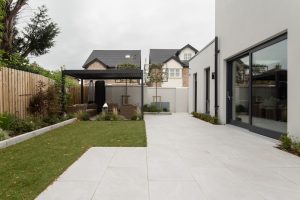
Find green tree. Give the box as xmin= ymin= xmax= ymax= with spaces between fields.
xmin=15 ymin=5 xmax=59 ymax=57
xmin=0 ymin=1 xmax=59 ymax=58
xmin=147 ymin=64 xmax=168 ymax=104
xmin=118 ymin=63 xmax=138 ymax=104
xmin=0 ymin=0 xmax=6 ymax=43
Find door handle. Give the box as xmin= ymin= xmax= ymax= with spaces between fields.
xmin=227 ymin=91 xmax=232 ymax=101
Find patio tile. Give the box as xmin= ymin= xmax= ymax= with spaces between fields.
xmin=37 ymin=113 xmax=300 ymax=200
xmin=149 ymin=180 xmax=206 ymax=200
xmin=36 ymin=181 xmax=98 ymax=200
xmin=109 ymin=147 xmax=147 ymax=168
xmin=92 ymin=167 xmax=148 ymax=200
xmin=58 ymin=148 xmax=115 ymax=181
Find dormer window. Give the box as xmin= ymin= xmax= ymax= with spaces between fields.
xmin=184 ymin=53 xmax=192 ymax=60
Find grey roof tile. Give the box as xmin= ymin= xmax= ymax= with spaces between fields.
xmin=149 ymin=49 xmax=179 ymax=65
xmin=83 ymin=50 xmax=141 ymax=68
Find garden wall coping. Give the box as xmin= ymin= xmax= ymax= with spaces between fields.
xmin=0 ymin=118 xmax=77 ymax=149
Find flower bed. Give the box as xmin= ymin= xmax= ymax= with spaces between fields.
xmin=0 ymin=113 xmax=75 ymax=142
xmin=192 ymin=112 xmax=219 ymax=125
xmin=0 ymin=118 xmax=76 ymax=149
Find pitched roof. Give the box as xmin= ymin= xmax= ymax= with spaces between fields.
xmin=163 ymin=56 xmax=188 ymax=67
xmin=149 ymin=44 xmax=198 ymax=67
xmin=83 ymin=50 xmax=141 ymax=69
xmin=176 ymin=44 xmax=198 ymax=56
xmin=149 ymin=49 xmax=179 ymax=65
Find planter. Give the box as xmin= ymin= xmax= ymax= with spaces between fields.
xmin=0 ymin=118 xmax=77 ymax=149
xmin=144 ymin=112 xmax=172 ymax=115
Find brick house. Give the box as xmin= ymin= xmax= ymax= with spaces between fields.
xmin=149 ymin=44 xmax=198 ymax=88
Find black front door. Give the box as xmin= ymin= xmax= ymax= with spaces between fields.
xmin=193 ymin=73 xmax=197 ymax=112
xmin=95 ymin=81 xmax=106 ymax=112
xmin=205 ymin=68 xmax=210 ymax=114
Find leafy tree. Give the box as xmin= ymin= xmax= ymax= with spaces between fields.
xmin=0 ymin=1 xmax=59 ymax=58
xmin=117 ymin=63 xmax=138 ymax=103
xmin=147 ymin=64 xmax=168 ymax=104
xmin=15 ymin=5 xmax=59 ymax=57
xmin=0 ymin=0 xmax=28 ymax=53
xmin=0 ymin=0 xmax=6 ymax=43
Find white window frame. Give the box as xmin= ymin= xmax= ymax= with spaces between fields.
xmin=168 ymin=68 xmax=181 ymax=78
xmin=184 ymin=53 xmax=192 ymax=60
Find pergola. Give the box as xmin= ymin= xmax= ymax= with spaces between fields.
xmin=61 ymin=69 xmax=144 ymax=117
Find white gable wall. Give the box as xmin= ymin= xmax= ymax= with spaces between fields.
xmin=188 ymin=41 xmax=215 ymax=115
xmin=178 ymin=47 xmax=196 ymax=61
xmin=162 ymin=59 xmax=184 ymax=88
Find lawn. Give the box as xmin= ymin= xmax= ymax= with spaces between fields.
xmin=0 ymin=121 xmax=147 ymax=200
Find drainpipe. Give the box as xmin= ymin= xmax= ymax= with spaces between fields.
xmin=214 ymin=36 xmax=220 ymax=117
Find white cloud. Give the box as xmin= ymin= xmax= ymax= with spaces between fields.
xmin=25 ymin=0 xmax=215 ymax=70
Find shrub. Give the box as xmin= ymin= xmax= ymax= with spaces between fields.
xmin=0 ymin=113 xmax=16 ymax=130
xmin=42 ymin=115 xmax=61 ymax=125
xmin=96 ymin=112 xmax=125 ymax=121
xmin=143 ymin=104 xmax=149 ymax=112
xmin=163 ymin=108 xmax=169 ymax=112
xmin=28 ymin=81 xmax=48 ymax=116
xmin=148 ymin=104 xmax=162 ymax=112
xmin=278 ymin=134 xmax=300 ymax=156
xmin=76 ymin=111 xmax=90 ymax=121
xmin=131 ymin=107 xmax=142 ymax=121
xmin=279 ymin=134 xmax=292 ymax=150
xmin=0 ymin=129 xmax=10 ymax=141
xmin=8 ymin=117 xmax=43 ymax=136
xmin=192 ymin=112 xmax=219 ymax=125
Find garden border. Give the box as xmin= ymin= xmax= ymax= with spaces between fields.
xmin=144 ymin=112 xmax=172 ymax=115
xmin=0 ymin=118 xmax=77 ymax=149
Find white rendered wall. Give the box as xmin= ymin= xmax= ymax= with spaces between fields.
xmin=216 ymin=0 xmax=300 ymax=138
xmin=106 ymin=86 xmax=188 ymax=113
xmin=162 ymin=59 xmax=183 ymax=88
xmin=188 ymin=41 xmax=215 ymax=116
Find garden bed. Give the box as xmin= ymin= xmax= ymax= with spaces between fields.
xmin=144 ymin=112 xmax=172 ymax=115
xmin=0 ymin=118 xmax=76 ymax=149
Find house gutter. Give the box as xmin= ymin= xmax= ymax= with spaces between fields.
xmin=214 ymin=36 xmax=220 ymax=117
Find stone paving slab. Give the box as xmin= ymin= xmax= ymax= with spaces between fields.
xmin=37 ymin=113 xmax=300 ymax=200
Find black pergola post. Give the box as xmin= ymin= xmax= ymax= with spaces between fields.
xmin=81 ymin=79 xmax=84 ymax=104
xmin=61 ymin=70 xmax=66 ymax=113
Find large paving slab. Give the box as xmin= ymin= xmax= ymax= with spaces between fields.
xmin=37 ymin=113 xmax=300 ymax=200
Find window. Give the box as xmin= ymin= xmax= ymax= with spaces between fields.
xmin=229 ymin=34 xmax=287 ymax=136
xmin=168 ymin=68 xmax=181 ymax=78
xmin=184 ymin=53 xmax=192 ymax=60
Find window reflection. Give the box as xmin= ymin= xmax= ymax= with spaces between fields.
xmin=252 ymin=40 xmax=287 ymax=133
xmin=232 ymin=56 xmax=250 ymax=123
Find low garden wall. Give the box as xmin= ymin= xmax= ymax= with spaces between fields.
xmin=0 ymin=118 xmax=76 ymax=149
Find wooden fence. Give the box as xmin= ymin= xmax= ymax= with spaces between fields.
xmin=0 ymin=67 xmax=54 ymax=118
xmin=68 ymin=86 xmax=89 ymax=105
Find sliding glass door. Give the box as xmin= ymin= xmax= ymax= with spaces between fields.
xmin=227 ymin=34 xmax=287 ymax=138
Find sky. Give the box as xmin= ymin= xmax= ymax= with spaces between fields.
xmin=23 ymin=0 xmax=215 ymax=71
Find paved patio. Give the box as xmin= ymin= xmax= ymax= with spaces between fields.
xmin=37 ymin=113 xmax=300 ymax=200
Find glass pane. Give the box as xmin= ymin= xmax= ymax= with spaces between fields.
xmin=232 ymin=56 xmax=250 ymax=123
xmin=252 ymin=39 xmax=287 ymax=133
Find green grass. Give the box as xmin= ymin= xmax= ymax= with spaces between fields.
xmin=0 ymin=121 xmax=147 ymax=200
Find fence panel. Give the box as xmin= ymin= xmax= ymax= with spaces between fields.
xmin=0 ymin=67 xmax=54 ymax=118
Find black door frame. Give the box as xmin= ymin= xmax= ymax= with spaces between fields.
xmin=205 ymin=67 xmax=210 ymax=114
xmin=226 ymin=33 xmax=287 ymax=139
xmin=193 ymin=73 xmax=197 ymax=112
